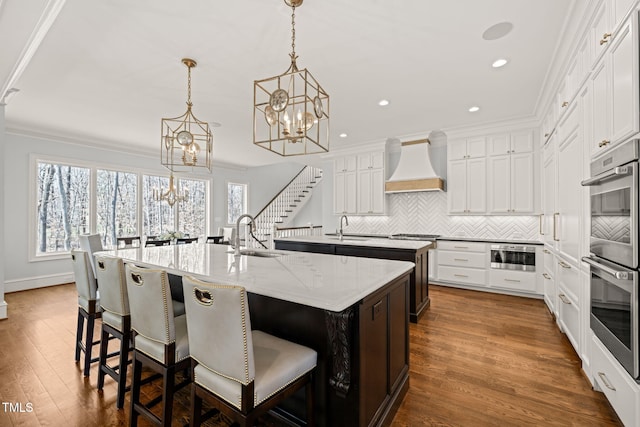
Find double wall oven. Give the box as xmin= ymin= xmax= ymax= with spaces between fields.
xmin=582 ymin=139 xmax=640 ymax=380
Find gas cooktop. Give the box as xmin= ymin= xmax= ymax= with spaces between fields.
xmin=389 ymin=233 xmax=440 ymax=241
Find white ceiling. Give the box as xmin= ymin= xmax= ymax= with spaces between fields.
xmin=2 ymin=0 xmax=574 ymax=167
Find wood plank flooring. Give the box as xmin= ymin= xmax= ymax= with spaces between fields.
xmin=0 ymin=283 xmax=622 ymax=426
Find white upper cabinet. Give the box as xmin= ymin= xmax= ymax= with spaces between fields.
xmin=592 ymin=0 xmax=612 ymax=65
xmin=590 ymin=13 xmax=639 ymax=155
xmin=447 ymin=157 xmax=486 ymax=214
xmin=449 ymin=137 xmax=486 ymax=160
xmin=487 ymin=134 xmax=511 ymax=155
xmin=335 ymin=151 xmax=385 ymax=215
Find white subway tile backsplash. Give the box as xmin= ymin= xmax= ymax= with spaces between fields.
xmin=342 ymin=192 xmax=540 ymax=240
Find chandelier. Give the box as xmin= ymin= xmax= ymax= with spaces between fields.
xmin=253 ymin=0 xmax=329 ymax=156
xmin=161 ymin=58 xmax=213 ymax=172
xmin=152 ymin=174 xmax=188 ymax=207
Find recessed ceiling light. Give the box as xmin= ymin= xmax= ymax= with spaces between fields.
xmin=339 ymin=133 xmax=348 ymax=138
xmin=492 ymin=58 xmax=508 ymax=68
xmin=378 ymin=99 xmax=390 ymax=106
xmin=468 ymin=106 xmax=480 ymax=112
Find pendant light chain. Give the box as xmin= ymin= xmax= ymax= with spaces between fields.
xmin=186 ymin=63 xmax=192 ymax=106
xmin=290 ymin=6 xmax=296 ymax=64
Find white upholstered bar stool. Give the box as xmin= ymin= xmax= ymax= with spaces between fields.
xmin=125 ymin=264 xmax=190 ymax=427
xmin=94 ymin=254 xmax=131 ymax=409
xmin=182 ymin=276 xmax=317 ymax=427
xmin=78 ymin=233 xmax=104 ymax=279
xmin=71 ymin=249 xmax=101 ymax=377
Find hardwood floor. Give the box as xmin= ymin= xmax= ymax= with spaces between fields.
xmin=0 ymin=283 xmax=622 ymax=426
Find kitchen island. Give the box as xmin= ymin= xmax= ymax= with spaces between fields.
xmin=274 ymin=235 xmax=434 ymax=323
xmin=101 ymin=243 xmax=414 ymax=427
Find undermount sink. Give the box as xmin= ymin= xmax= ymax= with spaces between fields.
xmin=326 ymin=237 xmax=369 ymax=242
xmin=229 ymin=249 xmax=283 ymax=257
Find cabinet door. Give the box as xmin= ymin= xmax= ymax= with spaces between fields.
xmin=466 ymin=158 xmax=486 ymax=213
xmin=370 ymin=168 xmax=385 ymax=214
xmin=345 ymin=171 xmax=357 ymax=214
xmin=511 ymin=152 xmax=534 ymax=213
xmin=592 ymin=0 xmax=611 ymax=65
xmin=488 ymin=134 xmax=510 ymax=156
xmin=357 ymin=169 xmax=371 ymax=214
xmin=357 ymin=153 xmax=371 ymax=170
xmin=488 ymin=155 xmax=510 ymax=213
xmin=334 ymin=172 xmax=346 ymax=214
xmin=613 ymin=0 xmax=635 ymax=29
xmin=448 ymin=160 xmax=467 ymax=213
xmin=511 ymin=130 xmax=534 ymax=153
xmin=557 ymin=129 xmax=582 ymax=265
xmin=448 ymin=140 xmax=468 ymax=160
xmin=610 ymin=18 xmax=638 ymax=145
xmin=370 ymin=151 xmax=384 ymax=169
xmin=591 ymin=57 xmax=609 ymax=154
xmin=466 ymin=137 xmax=486 ymax=158
xmin=542 ymin=145 xmax=557 ymax=247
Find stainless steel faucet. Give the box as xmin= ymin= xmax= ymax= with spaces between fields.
xmin=234 ymin=214 xmax=256 ymax=256
xmin=339 ymin=215 xmax=349 ymax=241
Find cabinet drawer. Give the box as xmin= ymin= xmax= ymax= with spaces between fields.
xmin=557 ymin=258 xmax=580 ymax=303
xmin=437 ymin=241 xmax=486 ymax=253
xmin=543 ymin=247 xmax=555 ymax=272
xmin=591 ymin=335 xmax=638 ymax=427
xmin=437 ymin=251 xmax=485 ymax=269
xmin=438 ymin=266 xmax=486 ymax=286
xmin=558 ymin=286 xmax=580 ymax=352
xmin=489 ymin=269 xmax=537 ymax=293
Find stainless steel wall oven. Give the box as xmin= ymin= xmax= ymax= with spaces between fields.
xmin=582 ymin=139 xmax=640 ymax=381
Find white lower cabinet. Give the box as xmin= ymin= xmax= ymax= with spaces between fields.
xmin=542 ymin=247 xmax=557 ymax=316
xmin=557 ymin=255 xmax=582 ymax=356
xmin=489 ymin=269 xmax=537 ymax=293
xmin=591 ymin=335 xmax=639 ymax=427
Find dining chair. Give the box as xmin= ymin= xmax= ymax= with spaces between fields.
xmin=71 ymin=249 xmax=101 ymax=377
xmin=116 ymin=236 xmax=141 ymax=249
xmin=94 ymin=254 xmax=131 ymax=409
xmin=78 ymin=233 xmax=104 ymax=279
xmin=125 ymin=264 xmax=190 ymax=427
xmin=182 ymin=276 xmax=317 ymax=427
xmin=145 ymin=239 xmax=171 ymax=247
xmin=176 ymin=237 xmax=198 ymax=245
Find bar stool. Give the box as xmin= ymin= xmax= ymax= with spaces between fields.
xmin=182 ymin=276 xmax=317 ymax=427
xmin=125 ymin=264 xmax=190 ymax=426
xmin=78 ymin=233 xmax=103 ymax=279
xmin=71 ymin=249 xmax=101 ymax=377
xmin=94 ymin=254 xmax=131 ymax=409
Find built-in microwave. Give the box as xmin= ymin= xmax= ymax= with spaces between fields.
xmin=490 ymin=244 xmax=536 ymax=272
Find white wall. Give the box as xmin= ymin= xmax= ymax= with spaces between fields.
xmin=2 ymin=130 xmax=306 ymax=294
xmin=0 ymin=106 xmax=6 ymax=319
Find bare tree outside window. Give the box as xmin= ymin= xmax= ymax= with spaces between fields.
xmin=178 ymin=178 xmax=206 ymax=238
xmin=143 ymin=175 xmax=175 ymax=238
xmin=36 ymin=162 xmax=90 ymax=253
xmin=97 ymin=169 xmax=137 ymax=247
xmin=227 ymin=182 xmax=247 ymax=225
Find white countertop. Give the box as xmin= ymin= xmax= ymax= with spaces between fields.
xmin=275 ymin=235 xmax=434 ymax=250
xmin=98 ymin=243 xmax=414 ymax=312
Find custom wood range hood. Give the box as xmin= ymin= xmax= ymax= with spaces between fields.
xmin=385 ymin=138 xmax=445 ymax=193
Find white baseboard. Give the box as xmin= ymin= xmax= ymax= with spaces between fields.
xmin=5 ymin=272 xmax=74 ymax=293
xmin=0 ymin=301 xmax=7 ymax=319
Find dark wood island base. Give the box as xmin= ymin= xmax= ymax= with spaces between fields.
xmin=275 ymin=239 xmax=432 ymax=323
xmin=248 ymin=272 xmax=411 ymax=427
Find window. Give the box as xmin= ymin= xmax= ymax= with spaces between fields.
xmin=97 ymin=169 xmax=137 ymax=247
xmin=33 ymin=156 xmax=210 ymax=258
xmin=36 ymin=162 xmax=90 ymax=254
xmin=227 ymin=182 xmax=247 ymax=225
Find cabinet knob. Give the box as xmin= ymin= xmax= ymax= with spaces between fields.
xmin=600 ymin=33 xmax=611 ymax=45
xmin=561 ymin=101 xmax=569 ymax=107
xmin=544 ymin=133 xmax=550 ymax=138
xmin=598 ymin=139 xmax=610 ymax=147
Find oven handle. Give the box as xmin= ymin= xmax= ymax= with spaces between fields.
xmin=581 ymin=256 xmax=630 ymax=280
xmin=580 ymin=166 xmax=630 ymax=186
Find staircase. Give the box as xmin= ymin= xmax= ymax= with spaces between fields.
xmin=249 ymin=166 xmax=323 ymax=248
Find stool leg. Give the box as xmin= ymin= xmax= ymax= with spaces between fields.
xmin=161 ymin=365 xmax=175 ymax=427
xmin=83 ymin=314 xmax=95 ymax=377
xmin=116 ymin=332 xmax=130 ymax=409
xmin=75 ymin=310 xmax=84 ymax=362
xmin=130 ymin=354 xmax=142 ymax=427
xmin=97 ymin=327 xmax=109 ymax=390
xmin=190 ymin=384 xmax=202 ymax=427
xmin=306 ymin=377 xmax=315 ymax=427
